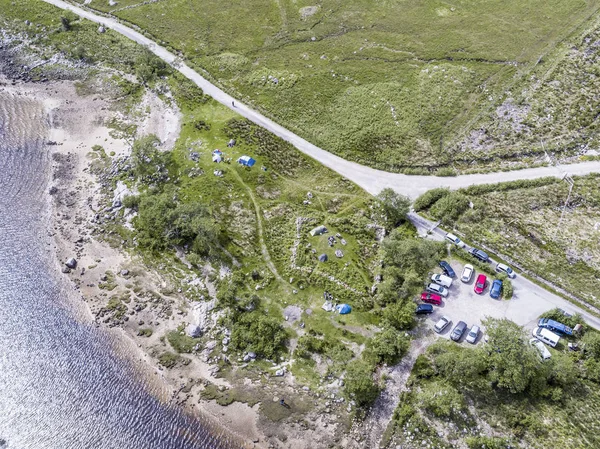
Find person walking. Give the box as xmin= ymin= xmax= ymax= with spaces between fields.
xmin=232 ymin=100 xmax=235 ymax=107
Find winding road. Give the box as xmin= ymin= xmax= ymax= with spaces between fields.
xmin=44 ymin=0 xmax=600 ymax=199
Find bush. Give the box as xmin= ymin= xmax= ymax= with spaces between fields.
xmin=459 ymin=177 xmax=559 ymax=196
xmin=374 ymin=188 xmax=411 ymax=228
xmin=366 ymin=327 xmax=410 ymax=365
xmin=465 ymin=436 xmax=515 ymax=449
xmin=381 ymin=301 xmax=416 ymax=330
xmin=429 ymin=191 xmax=470 ymax=224
xmin=502 ymin=279 xmax=514 ymax=300
xmin=167 ymin=330 xmax=198 ymax=353
xmin=540 ymin=308 xmax=585 ymax=330
xmin=417 ymin=380 xmax=465 ymax=418
xmin=413 ymin=188 xmax=450 ymax=211
xmin=158 ymin=351 xmax=180 ymax=368
xmin=344 ymin=359 xmax=380 ymax=408
xmin=230 ymin=312 xmax=287 ymax=359
xmin=122 ymin=194 xmax=140 ymax=210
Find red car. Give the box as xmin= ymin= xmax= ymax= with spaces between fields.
xmin=420 ymin=292 xmax=442 ymax=305
xmin=474 ymin=274 xmax=487 ymax=294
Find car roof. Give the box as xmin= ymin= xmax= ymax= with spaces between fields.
xmin=417 ymin=304 xmax=433 ymax=310
xmin=492 ymin=279 xmax=502 ymax=285
xmin=477 ymin=273 xmax=486 ymax=279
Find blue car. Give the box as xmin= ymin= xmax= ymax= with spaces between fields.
xmin=490 ymin=279 xmax=503 ymax=299
xmin=416 ymin=304 xmax=434 ymax=314
xmin=438 ymin=260 xmax=456 ymax=278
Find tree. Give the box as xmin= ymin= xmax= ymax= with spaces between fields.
xmin=344 ymin=359 xmax=380 ymax=408
xmin=367 ymin=327 xmax=410 ymax=365
xmin=375 ymin=188 xmax=410 ymax=229
xmin=381 ymin=301 xmax=415 ymax=330
xmin=483 ymin=318 xmax=540 ymax=394
xmin=583 ymin=332 xmax=600 ymax=360
xmin=135 ymin=50 xmax=168 ymax=84
xmin=429 ymin=191 xmax=470 ymax=224
xmin=230 ymin=312 xmax=287 ymax=359
xmin=433 ymin=343 xmax=487 ymax=388
xmin=417 ymin=380 xmax=465 ymax=418
xmin=131 ymin=135 xmax=168 ymax=179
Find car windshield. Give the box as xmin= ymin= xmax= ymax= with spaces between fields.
xmin=477 ymin=281 xmax=484 ymax=288
xmin=469 ymin=331 xmax=476 ymax=337
xmin=505 ymin=267 xmax=513 ymax=273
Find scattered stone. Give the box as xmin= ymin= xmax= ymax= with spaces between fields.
xmin=61 ymin=266 xmax=71 ymax=274
xmin=97 ymin=25 xmax=106 ymax=33
xmin=120 ymin=269 xmax=129 ymax=276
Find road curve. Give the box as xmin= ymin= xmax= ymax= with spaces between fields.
xmin=42 ymin=0 xmax=600 ymax=199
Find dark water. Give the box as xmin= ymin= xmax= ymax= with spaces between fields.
xmin=0 ymin=89 xmax=230 ymax=449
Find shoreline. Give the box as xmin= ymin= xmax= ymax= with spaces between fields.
xmin=0 ymin=74 xmax=263 ymax=447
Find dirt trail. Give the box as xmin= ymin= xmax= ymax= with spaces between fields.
xmin=344 ymin=333 xmax=434 ymax=448
xmin=43 ymin=0 xmax=600 ymax=199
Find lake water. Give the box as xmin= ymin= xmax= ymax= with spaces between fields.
xmin=0 ymin=87 xmax=231 ymax=449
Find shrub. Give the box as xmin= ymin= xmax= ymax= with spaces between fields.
xmin=429 ymin=191 xmax=470 ymax=224
xmin=374 ymin=188 xmax=411 ymax=229
xmin=122 ymin=194 xmax=140 ymax=210
xmin=465 ymin=436 xmax=515 ymax=449
xmin=344 ymin=359 xmax=380 ymax=408
xmin=366 ymin=327 xmax=410 ymax=365
xmin=230 ymin=312 xmax=287 ymax=359
xmin=158 ymin=351 xmax=180 ymax=368
xmin=417 ymin=380 xmax=465 ymax=418
xmin=166 ymin=330 xmax=198 ymax=353
xmin=502 ymin=279 xmax=514 ymax=300
xmin=381 ymin=301 xmax=416 ymax=330
xmin=413 ymin=188 xmax=450 ymax=211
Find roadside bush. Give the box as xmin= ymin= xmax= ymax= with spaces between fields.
xmin=540 ymin=308 xmax=585 ymax=330
xmin=230 ymin=312 xmax=287 ymax=359
xmin=429 ymin=191 xmax=470 ymax=224
xmin=502 ymin=279 xmax=514 ymax=300
xmin=381 ymin=301 xmax=415 ymax=330
xmin=413 ymin=188 xmax=450 ymax=211
xmin=344 ymin=359 xmax=380 ymax=408
xmin=465 ymin=436 xmax=516 ymax=449
xmin=459 ymin=177 xmax=559 ymax=196
xmin=135 ymin=49 xmax=169 ymax=84
xmin=374 ymin=188 xmax=410 ymax=229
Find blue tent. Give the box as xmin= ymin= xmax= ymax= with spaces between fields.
xmin=238 ymin=156 xmax=256 ymax=167
xmin=336 ymin=304 xmax=351 ymax=315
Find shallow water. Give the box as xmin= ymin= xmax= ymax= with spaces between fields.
xmin=0 ymin=88 xmax=230 ymax=449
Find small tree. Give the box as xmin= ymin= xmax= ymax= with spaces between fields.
xmin=375 ymin=188 xmax=411 ymax=229
xmin=367 ymin=327 xmax=410 ymax=365
xmin=381 ymin=301 xmax=415 ymax=330
xmin=344 ymin=359 xmax=380 ymax=408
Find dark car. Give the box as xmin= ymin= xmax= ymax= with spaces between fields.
xmin=416 ymin=304 xmax=434 ymax=315
xmin=438 ymin=261 xmax=456 ymax=278
xmin=450 ymin=321 xmax=467 ymax=341
xmin=469 ymin=248 xmax=489 ymax=263
xmin=490 ymin=279 xmax=503 ymax=299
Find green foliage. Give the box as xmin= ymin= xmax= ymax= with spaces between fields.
xmin=366 ymin=327 xmax=410 ymax=365
xmin=380 ymin=230 xmax=443 ymax=303
xmin=412 ymin=355 xmax=435 ymax=379
xmin=122 ymin=194 xmax=140 ymax=210
xmin=166 ymin=330 xmax=198 ymax=353
xmin=158 ymin=351 xmax=180 ymax=368
xmin=137 ymin=328 xmax=153 ymax=337
xmin=131 ymin=135 xmax=170 ymax=180
xmin=459 ymin=178 xmax=559 ymax=196
xmin=413 ymin=188 xmax=450 ymax=212
xmin=135 ymin=50 xmax=169 ymax=84
xmin=60 ymin=15 xmax=71 ymax=31
xmin=465 ymin=436 xmax=516 ymax=449
xmin=583 ymin=332 xmax=600 ymax=361
xmin=134 ymin=189 xmax=220 ymax=255
xmin=344 ymin=359 xmax=380 ymax=408
xmin=381 ymin=301 xmax=415 ymax=330
xmin=374 ymin=188 xmax=410 ymax=229
xmin=502 ymin=279 xmax=513 ymax=300
xmin=483 ymin=318 xmax=540 ymax=394
xmin=417 ymin=380 xmax=465 ymax=418
xmin=432 ymin=342 xmax=487 ymax=389
xmin=229 ymin=311 xmax=287 ymax=359
xmin=428 ymin=191 xmax=471 ymax=225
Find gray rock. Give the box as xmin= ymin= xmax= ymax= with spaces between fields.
xmin=120 ymin=269 xmax=129 ymax=276
xmin=186 ymin=324 xmax=202 ymax=338
xmin=65 ymin=258 xmax=77 ymax=269
xmin=61 ymin=266 xmax=71 ymax=274
xmin=98 ymin=26 xmax=106 ymax=33
xmin=248 ymin=351 xmax=257 ymax=359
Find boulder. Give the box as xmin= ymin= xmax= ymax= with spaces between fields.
xmin=65 ymin=258 xmax=77 ymax=269
xmin=186 ymin=324 xmax=202 ymax=338
xmin=98 ymin=26 xmax=106 ymax=33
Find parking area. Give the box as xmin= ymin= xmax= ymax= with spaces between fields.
xmin=420 ymin=259 xmax=579 ymax=344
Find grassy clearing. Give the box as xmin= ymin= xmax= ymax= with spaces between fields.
xmin=74 ymin=0 xmax=600 ymax=172
xmin=416 ymin=175 xmax=600 ymax=308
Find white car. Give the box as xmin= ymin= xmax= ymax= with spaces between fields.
xmin=431 ymin=273 xmax=453 ymax=288
xmin=434 ymin=316 xmax=452 ymax=333
xmin=495 ymin=263 xmax=516 ymax=279
xmin=466 ymin=325 xmax=480 ymax=344
xmin=461 ymin=264 xmax=474 ymax=283
xmin=426 ymin=283 xmax=449 ymax=297
xmin=445 ymin=233 xmax=466 ymax=248
xmin=529 ymin=338 xmax=551 ymax=360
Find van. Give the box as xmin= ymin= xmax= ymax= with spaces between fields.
xmin=532 ymin=327 xmax=560 ymax=348
xmin=431 ymin=273 xmax=453 ymax=288
xmin=538 ymin=318 xmax=573 ymax=336
xmin=445 ymin=233 xmax=465 ymax=248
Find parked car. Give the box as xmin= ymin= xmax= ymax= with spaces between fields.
xmin=469 ymin=247 xmax=489 ymax=262
xmin=495 ymin=263 xmax=516 ymax=279
xmin=532 ymin=327 xmax=561 ymax=348
xmin=490 ymin=279 xmax=503 ymax=299
xmin=474 ymin=274 xmax=487 ymax=294
xmin=438 ymin=261 xmax=456 ymax=278
xmin=529 ymin=338 xmax=552 ymax=360
xmin=427 ymin=283 xmax=449 ymax=297
xmin=434 ymin=316 xmax=452 ymax=333
xmin=420 ymin=292 xmax=442 ymax=305
xmin=445 ymin=233 xmax=466 ymax=248
xmin=450 ymin=321 xmax=467 ymax=341
xmin=461 ymin=264 xmax=474 ymax=283
xmin=431 ymin=273 xmax=453 ymax=288
xmin=538 ymin=318 xmax=574 ymax=336
xmin=466 ymin=325 xmax=480 ymax=344
xmin=416 ymin=304 xmax=434 ymax=315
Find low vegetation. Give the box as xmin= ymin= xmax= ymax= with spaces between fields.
xmin=385 ymin=316 xmax=600 ymax=448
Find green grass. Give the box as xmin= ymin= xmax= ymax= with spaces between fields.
xmin=74 ymin=0 xmax=600 ymax=172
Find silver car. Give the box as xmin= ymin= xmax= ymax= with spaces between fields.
xmin=461 ymin=264 xmax=474 ymax=283
xmin=495 ymin=263 xmax=516 ymax=279
xmin=434 ymin=316 xmax=451 ymax=333
xmin=466 ymin=325 xmax=480 ymax=344
xmin=427 ymin=283 xmax=449 ymax=297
